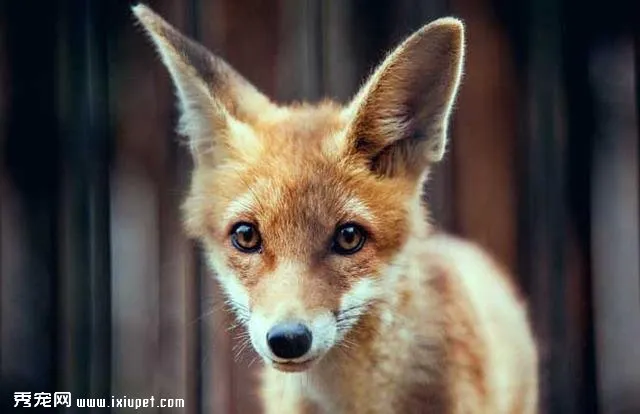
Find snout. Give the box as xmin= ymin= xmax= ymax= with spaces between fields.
xmin=267 ymin=322 xmax=312 ymax=360
xmin=249 ymin=311 xmax=338 ymax=373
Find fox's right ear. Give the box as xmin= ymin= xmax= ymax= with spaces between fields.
xmin=132 ymin=4 xmax=272 ymax=166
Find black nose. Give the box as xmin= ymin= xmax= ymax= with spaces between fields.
xmin=266 ymin=322 xmax=312 ymax=360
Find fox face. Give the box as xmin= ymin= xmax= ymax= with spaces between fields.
xmin=133 ymin=4 xmax=464 ymax=372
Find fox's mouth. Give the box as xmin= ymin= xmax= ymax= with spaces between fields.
xmin=269 ymin=356 xmax=318 ymax=373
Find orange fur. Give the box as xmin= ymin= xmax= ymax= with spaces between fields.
xmin=133 ymin=4 xmax=539 ymax=413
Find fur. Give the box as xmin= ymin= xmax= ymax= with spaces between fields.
xmin=133 ymin=4 xmax=539 ymax=413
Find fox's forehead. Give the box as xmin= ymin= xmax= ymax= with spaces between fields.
xmin=251 ymin=100 xmax=348 ymax=161
xmin=219 ymin=159 xmax=363 ymax=228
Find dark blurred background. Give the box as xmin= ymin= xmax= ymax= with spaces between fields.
xmin=0 ymin=0 xmax=639 ymax=413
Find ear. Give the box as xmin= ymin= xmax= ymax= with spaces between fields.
xmin=343 ymin=18 xmax=465 ymax=178
xmin=131 ymin=4 xmax=273 ymax=166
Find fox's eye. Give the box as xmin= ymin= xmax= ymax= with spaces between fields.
xmin=231 ymin=223 xmax=262 ymax=253
xmin=332 ymin=223 xmax=366 ymax=255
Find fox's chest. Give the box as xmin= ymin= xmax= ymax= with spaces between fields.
xmin=302 ymin=349 xmax=443 ymax=414
xmin=301 ymin=362 xmax=381 ymax=413
xmin=303 ymin=373 xmax=446 ymax=414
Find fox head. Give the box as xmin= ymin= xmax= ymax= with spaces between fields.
xmin=133 ymin=4 xmax=464 ymax=372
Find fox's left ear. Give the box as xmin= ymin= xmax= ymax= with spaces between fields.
xmin=131 ymin=4 xmax=273 ymax=167
xmin=343 ymin=18 xmax=465 ymax=178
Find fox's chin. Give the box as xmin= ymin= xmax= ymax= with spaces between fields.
xmin=269 ymin=356 xmax=319 ymax=373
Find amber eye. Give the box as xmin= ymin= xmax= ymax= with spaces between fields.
xmin=230 ymin=223 xmax=262 ymax=253
xmin=332 ymin=223 xmax=366 ymax=255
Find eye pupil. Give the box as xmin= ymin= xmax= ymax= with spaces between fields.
xmin=342 ymin=228 xmax=355 ymax=245
xmin=240 ymin=227 xmax=252 ymax=241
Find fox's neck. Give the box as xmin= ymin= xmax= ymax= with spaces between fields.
xmin=411 ymin=185 xmax=434 ymax=240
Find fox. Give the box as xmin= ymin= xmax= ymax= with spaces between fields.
xmin=132 ymin=4 xmax=539 ymax=413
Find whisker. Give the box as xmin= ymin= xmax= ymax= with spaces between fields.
xmin=233 ymin=338 xmax=251 ymax=362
